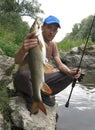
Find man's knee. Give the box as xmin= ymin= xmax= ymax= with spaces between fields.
xmin=18 ymin=70 xmax=30 ymax=80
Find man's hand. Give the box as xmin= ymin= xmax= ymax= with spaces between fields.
xmin=22 ymin=31 xmax=39 ymax=52
xmin=70 ymin=68 xmax=81 ymax=79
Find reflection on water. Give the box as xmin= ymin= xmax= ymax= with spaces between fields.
xmin=56 ymin=71 xmax=95 ymax=130
xmin=81 ymin=70 xmax=95 ymax=89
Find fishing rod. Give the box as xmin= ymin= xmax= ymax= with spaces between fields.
xmin=65 ymin=15 xmax=95 ymax=108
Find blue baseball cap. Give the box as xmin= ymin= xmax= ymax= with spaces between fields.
xmin=44 ymin=15 xmax=61 ymax=28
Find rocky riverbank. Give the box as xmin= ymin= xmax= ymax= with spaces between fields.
xmin=0 ymin=48 xmax=57 ymax=130
xmin=0 ymin=44 xmax=95 ymax=130
xmin=61 ymin=44 xmax=95 ymax=70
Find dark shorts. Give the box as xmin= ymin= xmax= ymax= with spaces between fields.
xmin=13 ymin=70 xmax=73 ymax=98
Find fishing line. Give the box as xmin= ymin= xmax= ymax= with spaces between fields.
xmin=65 ymin=15 xmax=95 ymax=108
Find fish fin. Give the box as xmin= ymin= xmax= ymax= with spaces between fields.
xmin=30 ymin=101 xmax=47 ymax=116
xmin=38 ymin=101 xmax=47 ymax=115
xmin=30 ymin=102 xmax=38 ymax=116
xmin=43 ymin=63 xmax=54 ymax=73
xmin=41 ymin=83 xmax=52 ymax=95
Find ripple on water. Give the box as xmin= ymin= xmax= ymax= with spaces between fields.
xmin=56 ymin=83 xmax=95 ymax=130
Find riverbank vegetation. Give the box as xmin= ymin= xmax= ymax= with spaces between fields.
xmin=0 ymin=0 xmax=43 ymax=57
xmin=57 ymin=15 xmax=95 ymax=51
xmin=0 ymin=0 xmax=95 ymax=57
xmin=57 ymin=38 xmax=94 ymax=52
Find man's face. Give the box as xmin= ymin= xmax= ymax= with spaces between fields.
xmin=42 ymin=23 xmax=58 ymax=42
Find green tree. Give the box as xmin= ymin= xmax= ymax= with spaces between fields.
xmin=64 ymin=15 xmax=95 ymax=42
xmin=0 ymin=0 xmax=43 ymax=17
xmin=0 ymin=0 xmax=44 ymax=57
xmin=0 ymin=0 xmax=44 ymax=26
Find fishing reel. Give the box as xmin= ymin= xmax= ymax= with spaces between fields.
xmin=77 ymin=73 xmax=85 ymax=82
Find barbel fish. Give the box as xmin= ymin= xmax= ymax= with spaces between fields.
xmin=28 ymin=18 xmax=53 ymax=115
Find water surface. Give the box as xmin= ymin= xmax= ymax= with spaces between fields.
xmin=56 ymin=71 xmax=95 ymax=130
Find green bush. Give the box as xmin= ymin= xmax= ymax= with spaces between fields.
xmin=0 ymin=41 xmax=19 ymax=57
xmin=0 ymin=86 xmax=11 ymax=112
xmin=0 ymin=20 xmax=29 ymax=57
xmin=57 ymin=39 xmax=94 ymax=52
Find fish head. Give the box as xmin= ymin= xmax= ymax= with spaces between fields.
xmin=30 ymin=18 xmax=41 ymax=36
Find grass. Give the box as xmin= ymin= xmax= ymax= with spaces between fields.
xmin=57 ymin=39 xmax=94 ymax=52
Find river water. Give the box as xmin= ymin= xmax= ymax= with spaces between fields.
xmin=56 ymin=71 xmax=95 ymax=130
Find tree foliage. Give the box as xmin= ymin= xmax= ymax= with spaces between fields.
xmin=0 ymin=0 xmax=43 ymax=17
xmin=0 ymin=0 xmax=44 ymax=57
xmin=64 ymin=15 xmax=95 ymax=42
xmin=0 ymin=0 xmax=44 ymax=26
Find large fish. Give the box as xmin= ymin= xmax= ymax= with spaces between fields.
xmin=28 ymin=18 xmax=53 ymax=116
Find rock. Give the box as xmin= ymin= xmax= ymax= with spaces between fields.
xmin=0 ymin=54 xmax=14 ymax=86
xmin=0 ymin=113 xmax=4 ymax=130
xmin=70 ymin=47 xmax=79 ymax=54
xmin=0 ymin=82 xmax=57 ymax=130
xmin=7 ymin=82 xmax=57 ymax=130
xmin=10 ymin=96 xmax=57 ymax=130
xmin=0 ymin=47 xmax=57 ymax=130
xmin=0 ymin=48 xmax=4 ymax=55
xmin=61 ymin=45 xmax=95 ymax=70
xmin=0 ymin=81 xmax=57 ymax=130
xmin=78 ymin=44 xmax=95 ymax=55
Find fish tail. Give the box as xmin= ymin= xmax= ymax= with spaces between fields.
xmin=38 ymin=101 xmax=47 ymax=115
xmin=30 ymin=101 xmax=47 ymax=116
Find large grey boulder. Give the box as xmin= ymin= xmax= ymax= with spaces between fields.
xmin=61 ymin=45 xmax=95 ymax=70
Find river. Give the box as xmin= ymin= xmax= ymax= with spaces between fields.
xmin=56 ymin=71 xmax=95 ymax=130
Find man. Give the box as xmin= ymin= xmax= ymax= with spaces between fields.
xmin=13 ymin=15 xmax=81 ymax=112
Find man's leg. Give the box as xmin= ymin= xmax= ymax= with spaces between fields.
xmin=13 ymin=70 xmax=33 ymax=110
xmin=45 ymin=71 xmax=73 ymax=95
xmin=41 ymin=71 xmax=73 ymax=106
xmin=13 ymin=70 xmax=73 ymax=107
